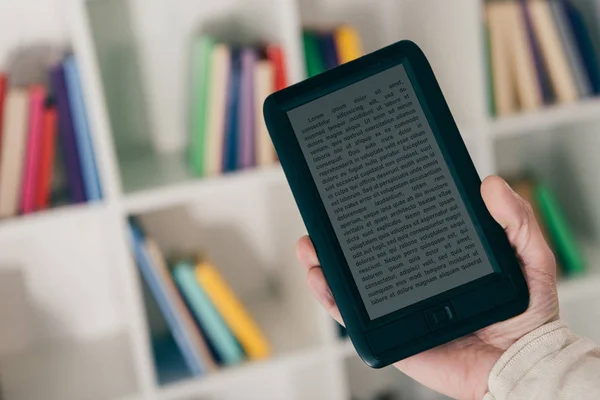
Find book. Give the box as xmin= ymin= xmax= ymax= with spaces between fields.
xmin=534 ymin=182 xmax=585 ymax=276
xmin=238 ymin=48 xmax=257 ymax=169
xmin=484 ymin=24 xmax=496 ymax=116
xmin=223 ymin=49 xmax=241 ymax=173
xmin=254 ymin=59 xmax=276 ymax=166
xmin=550 ymin=0 xmax=593 ymax=97
xmin=189 ymin=36 xmax=214 ymax=176
xmin=266 ymin=45 xmax=287 ymax=91
xmin=204 ymin=44 xmax=230 ymax=176
xmin=334 ymin=25 xmax=363 ymax=64
xmin=172 ymin=261 xmax=245 ymax=366
xmin=486 ymin=2 xmax=518 ymax=116
xmin=36 ymin=103 xmax=58 ymax=210
xmin=505 ymin=1 xmax=543 ymax=111
xmin=51 ymin=64 xmax=86 ymax=203
xmin=520 ymin=0 xmax=555 ymax=103
xmin=128 ymin=222 xmax=216 ymax=375
xmin=21 ymin=86 xmax=46 ymax=214
xmin=303 ymin=31 xmax=325 ymax=78
xmin=0 ymin=74 xmax=7 ymax=154
xmin=63 ymin=56 xmax=102 ymax=202
xmin=527 ymin=0 xmax=579 ymax=103
xmin=561 ymin=0 xmax=600 ymax=94
xmin=0 ymin=89 xmax=29 ymax=218
xmin=318 ymin=31 xmax=339 ymax=70
xmin=195 ymin=261 xmax=270 ymax=360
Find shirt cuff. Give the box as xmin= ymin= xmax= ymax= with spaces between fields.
xmin=484 ymin=320 xmax=574 ymax=399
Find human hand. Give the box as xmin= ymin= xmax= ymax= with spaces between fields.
xmin=296 ymin=176 xmax=559 ymax=399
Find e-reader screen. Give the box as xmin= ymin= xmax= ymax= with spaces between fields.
xmin=287 ymin=63 xmax=495 ymax=320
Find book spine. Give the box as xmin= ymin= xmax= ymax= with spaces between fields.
xmin=189 ymin=37 xmax=213 ymax=176
xmin=0 ymin=74 xmax=7 ymax=155
xmin=303 ymin=31 xmax=325 ymax=78
xmin=21 ymin=86 xmax=46 ymax=214
xmin=0 ymin=90 xmax=29 ymax=218
xmin=205 ymin=45 xmax=230 ymax=176
xmin=334 ymin=25 xmax=363 ymax=64
xmin=173 ymin=262 xmax=244 ymax=366
xmin=128 ymin=226 xmax=205 ymax=376
xmin=550 ymin=0 xmax=593 ymax=97
xmin=36 ymin=106 xmax=58 ymax=210
xmin=520 ymin=0 xmax=555 ymax=103
xmin=318 ymin=32 xmax=339 ymax=70
xmin=51 ymin=65 xmax=86 ymax=203
xmin=63 ymin=56 xmax=102 ymax=201
xmin=255 ymin=60 xmax=276 ymax=166
xmin=238 ymin=49 xmax=256 ymax=169
xmin=266 ymin=45 xmax=287 ymax=90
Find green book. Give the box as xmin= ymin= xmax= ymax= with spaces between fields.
xmin=172 ymin=261 xmax=245 ymax=366
xmin=303 ymin=30 xmax=325 ymax=78
xmin=484 ymin=23 xmax=496 ymax=117
xmin=534 ymin=183 xmax=585 ymax=276
xmin=189 ymin=36 xmax=214 ymax=176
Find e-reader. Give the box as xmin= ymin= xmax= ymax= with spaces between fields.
xmin=263 ymin=40 xmax=529 ymax=368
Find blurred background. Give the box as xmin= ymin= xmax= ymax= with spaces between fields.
xmin=1 ymin=0 xmax=600 ymax=399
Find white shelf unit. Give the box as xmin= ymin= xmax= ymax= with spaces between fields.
xmin=0 ymin=0 xmax=600 ymax=399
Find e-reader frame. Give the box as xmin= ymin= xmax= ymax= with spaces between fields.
xmin=263 ymin=40 xmax=529 ymax=368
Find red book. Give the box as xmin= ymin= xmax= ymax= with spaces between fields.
xmin=36 ymin=105 xmax=58 ymax=210
xmin=266 ymin=45 xmax=288 ymax=90
xmin=0 ymin=74 xmax=7 ymax=155
xmin=21 ymin=86 xmax=46 ymax=214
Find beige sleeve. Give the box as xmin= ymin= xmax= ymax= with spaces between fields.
xmin=484 ymin=320 xmax=600 ymax=400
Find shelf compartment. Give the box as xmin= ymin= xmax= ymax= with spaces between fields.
xmin=85 ymin=0 xmax=301 ymax=195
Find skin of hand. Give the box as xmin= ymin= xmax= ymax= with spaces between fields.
xmin=296 ymin=176 xmax=559 ymax=400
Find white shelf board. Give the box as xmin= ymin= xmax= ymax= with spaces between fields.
xmin=157 ymin=347 xmax=329 ymax=400
xmin=0 ymin=202 xmax=106 ymax=238
xmin=0 ymin=332 xmax=137 ymax=400
xmin=491 ymin=97 xmax=600 ymax=138
xmin=123 ymin=165 xmax=285 ymax=215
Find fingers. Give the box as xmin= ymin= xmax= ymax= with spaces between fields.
xmin=481 ymin=176 xmax=556 ymax=277
xmin=297 ymin=236 xmax=344 ymax=325
xmin=296 ymin=235 xmax=319 ymax=270
xmin=306 ymin=267 xmax=344 ymax=325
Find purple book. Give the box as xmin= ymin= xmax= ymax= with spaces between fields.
xmin=238 ymin=48 xmax=256 ymax=169
xmin=520 ymin=0 xmax=554 ymax=103
xmin=51 ymin=64 xmax=86 ymax=203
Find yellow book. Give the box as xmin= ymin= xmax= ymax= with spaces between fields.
xmin=334 ymin=25 xmax=363 ymax=64
xmin=195 ymin=261 xmax=270 ymax=360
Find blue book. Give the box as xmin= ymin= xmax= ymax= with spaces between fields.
xmin=223 ymin=49 xmax=242 ymax=173
xmin=63 ymin=56 xmax=102 ymax=201
xmin=561 ymin=0 xmax=600 ymax=94
xmin=318 ymin=32 xmax=339 ymax=70
xmin=172 ymin=262 xmax=245 ymax=366
xmin=128 ymin=222 xmax=205 ymax=376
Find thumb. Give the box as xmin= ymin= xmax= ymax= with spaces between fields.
xmin=480 ymin=176 xmax=556 ymax=278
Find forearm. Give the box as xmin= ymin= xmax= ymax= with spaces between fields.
xmin=484 ymin=320 xmax=600 ymax=400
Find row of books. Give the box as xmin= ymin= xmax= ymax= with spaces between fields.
xmin=0 ymin=55 xmax=102 ymax=219
xmin=510 ymin=176 xmax=585 ymax=276
xmin=485 ymin=0 xmax=600 ymax=117
xmin=302 ymin=25 xmax=364 ymax=77
xmin=129 ymin=220 xmax=270 ymax=380
xmin=188 ymin=38 xmax=287 ymax=177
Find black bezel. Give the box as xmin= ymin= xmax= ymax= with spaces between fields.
xmin=264 ymin=40 xmax=529 ymax=367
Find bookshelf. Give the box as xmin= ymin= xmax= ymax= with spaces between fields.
xmin=0 ymin=0 xmax=600 ymax=399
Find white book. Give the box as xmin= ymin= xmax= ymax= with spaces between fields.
xmin=204 ymin=44 xmax=230 ymax=176
xmin=0 ymin=89 xmax=29 ymax=218
xmin=254 ymin=60 xmax=276 ymax=167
